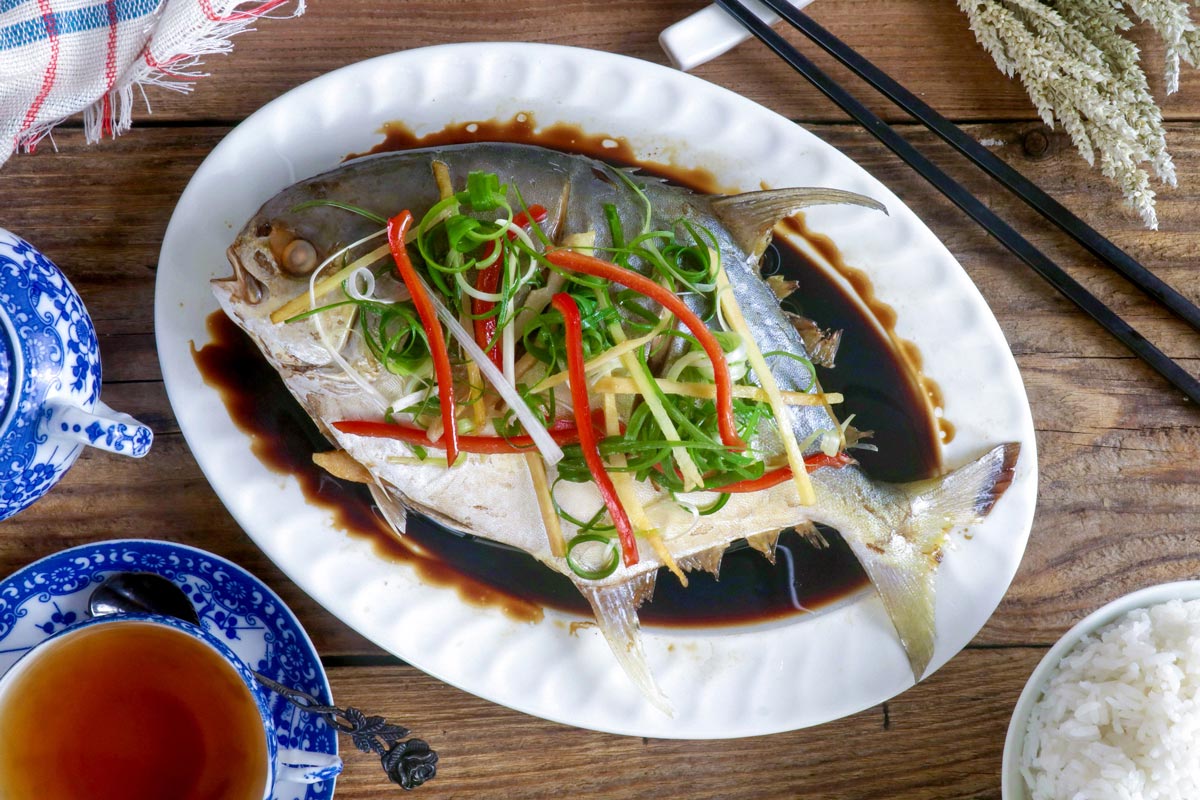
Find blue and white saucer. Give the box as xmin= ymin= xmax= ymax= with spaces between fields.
xmin=0 ymin=539 xmax=338 ymax=800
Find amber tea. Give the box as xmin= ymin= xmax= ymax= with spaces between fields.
xmin=0 ymin=620 xmax=270 ymax=800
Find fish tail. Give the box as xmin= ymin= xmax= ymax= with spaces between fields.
xmin=577 ymin=572 xmax=673 ymax=715
xmin=838 ymin=442 xmax=1020 ymax=681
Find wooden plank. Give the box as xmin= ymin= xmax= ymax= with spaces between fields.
xmin=37 ymin=0 xmax=1199 ymax=127
xmin=325 ymin=646 xmax=1038 ymax=798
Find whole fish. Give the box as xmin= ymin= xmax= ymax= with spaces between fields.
xmin=214 ymin=142 xmax=1019 ymax=711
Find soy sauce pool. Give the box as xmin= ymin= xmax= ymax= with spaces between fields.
xmin=195 ymin=251 xmax=938 ymax=628
xmin=195 ymin=122 xmax=942 ymax=627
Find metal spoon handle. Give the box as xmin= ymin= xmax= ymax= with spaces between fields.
xmin=253 ymin=672 xmax=438 ymax=790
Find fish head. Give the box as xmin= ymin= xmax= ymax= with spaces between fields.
xmin=213 ymin=155 xmax=441 ymax=369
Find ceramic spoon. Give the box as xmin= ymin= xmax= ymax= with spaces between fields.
xmin=88 ymin=572 xmax=437 ymax=791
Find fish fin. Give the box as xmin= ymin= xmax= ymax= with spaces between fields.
xmin=677 ymin=545 xmax=725 ymax=577
xmin=577 ymin=572 xmax=672 ymax=715
xmin=794 ymin=521 xmax=828 ymax=549
xmin=839 ymin=442 xmax=1020 ymax=681
xmin=710 ymin=188 xmax=887 ymax=258
xmin=368 ymin=481 xmax=409 ymax=534
xmin=313 ymin=451 xmax=373 ymax=484
xmin=746 ymin=529 xmax=783 ymax=564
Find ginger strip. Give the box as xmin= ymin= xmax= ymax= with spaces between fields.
xmin=592 ymin=376 xmax=841 ymax=407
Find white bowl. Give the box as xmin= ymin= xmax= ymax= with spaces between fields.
xmin=1002 ymin=580 xmax=1200 ymax=799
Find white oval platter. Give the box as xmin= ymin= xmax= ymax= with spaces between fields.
xmin=155 ymin=42 xmax=1038 ymax=738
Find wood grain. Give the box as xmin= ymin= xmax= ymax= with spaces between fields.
xmin=3 ymin=1 xmax=1200 ymax=796
xmin=325 ymin=646 xmax=1036 ymax=799
xmin=60 ymin=0 xmax=1200 ymax=126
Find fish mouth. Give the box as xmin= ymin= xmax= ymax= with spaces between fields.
xmin=218 ymin=245 xmax=265 ymax=305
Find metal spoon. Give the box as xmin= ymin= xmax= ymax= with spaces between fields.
xmin=88 ymin=572 xmax=437 ymax=791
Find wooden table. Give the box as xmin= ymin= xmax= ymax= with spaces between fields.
xmin=3 ymin=2 xmax=1198 ymax=797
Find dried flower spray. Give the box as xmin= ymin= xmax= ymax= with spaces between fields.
xmin=959 ymin=0 xmax=1200 ymax=228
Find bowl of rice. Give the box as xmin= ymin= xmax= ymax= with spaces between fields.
xmin=1003 ymin=581 xmax=1200 ymax=800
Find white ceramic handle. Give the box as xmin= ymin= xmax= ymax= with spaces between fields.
xmin=275 ymin=749 xmax=343 ymax=784
xmin=41 ymin=399 xmax=153 ymax=458
xmin=659 ymin=0 xmax=817 ymax=71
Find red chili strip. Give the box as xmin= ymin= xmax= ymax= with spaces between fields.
xmin=472 ymin=204 xmax=549 ymax=369
xmin=712 ymin=453 xmax=854 ymax=493
xmin=551 ymin=293 xmax=639 ymax=568
xmin=545 ymin=250 xmax=744 ymax=450
xmin=332 ymin=416 xmax=591 ymax=454
xmin=472 ymin=254 xmax=504 ymax=370
xmin=387 ymin=210 xmax=459 ymax=465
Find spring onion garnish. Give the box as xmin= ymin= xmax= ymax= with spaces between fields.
xmin=603 ymin=392 xmax=686 ymax=585
xmin=422 ymin=273 xmax=565 ymax=467
xmin=552 ymin=293 xmax=638 ymax=568
xmin=544 ymin=249 xmax=744 ymax=451
xmin=473 ymin=204 xmax=549 ymax=369
xmin=290 ymin=199 xmax=388 ymax=226
xmin=590 ymin=279 xmax=707 ymax=493
xmin=530 ymin=327 xmax=663 ymax=393
xmin=566 ymin=533 xmax=620 ymax=581
xmin=303 ymin=235 xmax=388 ymax=412
xmin=707 ymin=452 xmax=853 ymax=493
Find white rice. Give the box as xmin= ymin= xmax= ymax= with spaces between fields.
xmin=1022 ymin=598 xmax=1200 ymax=800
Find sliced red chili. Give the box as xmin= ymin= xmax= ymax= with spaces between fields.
xmin=332 ymin=415 xmax=593 ymax=454
xmin=551 ymin=292 xmax=639 ymax=568
xmin=712 ymin=452 xmax=854 ymax=493
xmin=472 ymin=204 xmax=549 ymax=369
xmin=387 ymin=210 xmax=458 ymax=465
xmin=544 ymin=249 xmax=744 ymax=450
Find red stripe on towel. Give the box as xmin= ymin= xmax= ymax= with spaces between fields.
xmin=18 ymin=0 xmax=62 ymax=142
xmin=199 ymin=0 xmax=291 ymax=23
xmin=102 ymin=0 xmax=119 ymax=136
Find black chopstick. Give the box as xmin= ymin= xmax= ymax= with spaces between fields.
xmin=713 ymin=0 xmax=1200 ymax=405
xmin=756 ymin=0 xmax=1200 ymax=335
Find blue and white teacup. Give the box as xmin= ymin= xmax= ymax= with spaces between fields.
xmin=0 ymin=228 xmax=153 ymax=521
xmin=0 ymin=613 xmax=343 ymax=797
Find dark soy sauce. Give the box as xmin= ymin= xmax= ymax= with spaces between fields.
xmin=195 ymin=116 xmax=943 ymax=627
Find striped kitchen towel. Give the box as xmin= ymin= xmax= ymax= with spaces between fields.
xmin=0 ymin=0 xmax=304 ymax=168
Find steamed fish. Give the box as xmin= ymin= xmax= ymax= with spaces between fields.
xmin=214 ymin=142 xmax=1019 ymax=710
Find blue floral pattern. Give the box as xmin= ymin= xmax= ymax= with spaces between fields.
xmin=0 ymin=230 xmax=152 ymax=520
xmin=0 ymin=540 xmax=337 ymax=800
xmin=0 ymin=232 xmax=100 ymax=519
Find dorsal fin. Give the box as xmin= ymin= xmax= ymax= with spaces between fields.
xmin=710 ymin=187 xmax=887 ymax=257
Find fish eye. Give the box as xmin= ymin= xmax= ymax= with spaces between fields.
xmin=281 ymin=238 xmax=319 ymax=276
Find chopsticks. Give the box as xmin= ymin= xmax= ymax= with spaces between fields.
xmin=713 ymin=0 xmax=1200 ymax=405
xmin=757 ymin=0 xmax=1200 ymax=334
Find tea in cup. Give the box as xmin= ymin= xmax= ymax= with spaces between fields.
xmin=0 ymin=614 xmax=341 ymax=800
